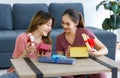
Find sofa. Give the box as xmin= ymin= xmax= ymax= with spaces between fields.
xmin=0 ymin=3 xmax=117 ymax=68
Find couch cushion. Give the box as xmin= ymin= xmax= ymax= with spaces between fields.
xmin=0 ymin=53 xmax=12 ymax=68
xmin=50 ymin=29 xmax=64 ymax=54
xmin=0 ymin=30 xmax=25 ymax=53
xmin=0 ymin=4 xmax=13 ymax=30
xmin=49 ymin=3 xmax=84 ymax=29
xmin=13 ymin=4 xmax=48 ymax=30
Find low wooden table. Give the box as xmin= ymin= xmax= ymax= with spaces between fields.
xmin=11 ymin=56 xmax=120 ymax=78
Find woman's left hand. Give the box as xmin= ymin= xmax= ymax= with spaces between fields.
xmin=88 ymin=48 xmax=98 ymax=56
xmin=36 ymin=51 xmax=46 ymax=57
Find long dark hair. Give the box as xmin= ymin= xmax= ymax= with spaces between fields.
xmin=63 ymin=8 xmax=85 ymax=28
xmin=27 ymin=10 xmax=55 ymax=44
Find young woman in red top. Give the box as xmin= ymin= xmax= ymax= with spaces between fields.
xmin=56 ymin=8 xmax=108 ymax=78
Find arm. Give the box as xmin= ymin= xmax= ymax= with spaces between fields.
xmin=18 ymin=43 xmax=34 ymax=58
xmin=8 ymin=33 xmax=33 ymax=73
xmin=89 ymin=38 xmax=108 ymax=56
xmin=12 ymin=33 xmax=35 ymax=59
xmin=57 ymin=46 xmax=71 ymax=57
xmin=84 ymin=29 xmax=108 ymax=56
xmin=57 ymin=51 xmax=64 ymax=55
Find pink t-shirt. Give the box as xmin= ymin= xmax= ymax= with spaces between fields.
xmin=12 ymin=32 xmax=52 ymax=58
xmin=56 ymin=28 xmax=96 ymax=53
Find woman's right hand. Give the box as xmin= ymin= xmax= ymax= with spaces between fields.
xmin=18 ymin=42 xmax=35 ymax=58
xmin=26 ymin=42 xmax=35 ymax=54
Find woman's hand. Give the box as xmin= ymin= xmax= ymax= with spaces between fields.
xmin=18 ymin=42 xmax=35 ymax=58
xmin=88 ymin=48 xmax=100 ymax=56
xmin=36 ymin=51 xmax=46 ymax=57
xmin=25 ymin=42 xmax=35 ymax=54
xmin=88 ymin=38 xmax=108 ymax=56
xmin=88 ymin=48 xmax=96 ymax=56
xmin=65 ymin=46 xmax=71 ymax=57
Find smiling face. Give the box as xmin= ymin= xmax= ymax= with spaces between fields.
xmin=37 ymin=18 xmax=52 ymax=37
xmin=62 ymin=14 xmax=78 ymax=33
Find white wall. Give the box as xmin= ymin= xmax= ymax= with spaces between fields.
xmin=0 ymin=0 xmax=110 ymax=29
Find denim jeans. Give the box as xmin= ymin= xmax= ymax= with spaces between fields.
xmin=0 ymin=72 xmax=19 ymax=78
xmin=0 ymin=72 xmax=61 ymax=78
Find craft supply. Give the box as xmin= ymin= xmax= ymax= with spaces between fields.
xmin=69 ymin=33 xmax=94 ymax=58
xmin=36 ymin=43 xmax=51 ymax=54
xmin=27 ymin=33 xmax=35 ymax=47
xmin=81 ymin=33 xmax=92 ymax=50
xmin=70 ymin=47 xmax=89 ymax=57
xmin=38 ymin=55 xmax=76 ymax=65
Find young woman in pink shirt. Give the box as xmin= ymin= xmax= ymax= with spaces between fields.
xmin=0 ymin=10 xmax=55 ymax=78
xmin=56 ymin=9 xmax=108 ymax=78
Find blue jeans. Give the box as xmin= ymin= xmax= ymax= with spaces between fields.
xmin=0 ymin=72 xmax=61 ymax=78
xmin=0 ymin=72 xmax=19 ymax=78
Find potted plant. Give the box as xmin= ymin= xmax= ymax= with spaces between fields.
xmin=96 ymin=0 xmax=120 ymax=32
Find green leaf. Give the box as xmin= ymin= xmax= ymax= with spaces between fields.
xmin=110 ymin=14 xmax=120 ymax=29
xmin=96 ymin=0 xmax=106 ymax=11
xmin=102 ymin=18 xmax=111 ymax=30
xmin=116 ymin=6 xmax=120 ymax=14
xmin=104 ymin=3 xmax=111 ymax=10
xmin=111 ymin=3 xmax=118 ymax=14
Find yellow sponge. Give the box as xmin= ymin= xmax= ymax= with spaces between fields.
xmin=70 ymin=47 xmax=89 ymax=57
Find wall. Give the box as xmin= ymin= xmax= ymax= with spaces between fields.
xmin=115 ymin=29 xmax=120 ymax=42
xmin=0 ymin=0 xmax=110 ymax=29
